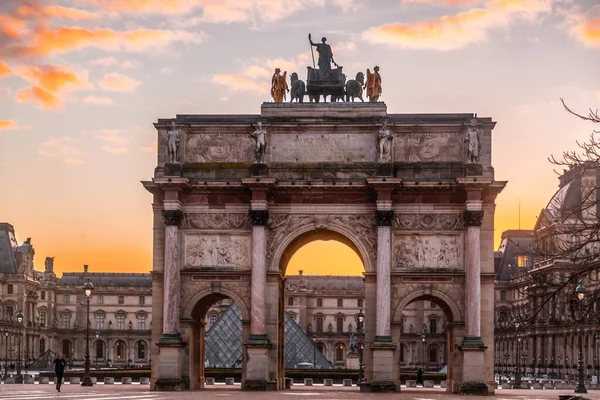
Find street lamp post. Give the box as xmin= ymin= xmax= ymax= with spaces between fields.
xmin=503 ymin=353 xmax=509 ymax=383
xmin=566 ymin=357 xmax=570 ymax=381
xmin=81 ymin=278 xmax=94 ymax=387
xmin=574 ymin=282 xmax=587 ymax=394
xmin=15 ymin=311 xmax=23 ymax=384
xmin=558 ymin=356 xmax=562 ymax=379
xmin=95 ymin=331 xmax=99 ymax=370
xmin=312 ymin=335 xmax=316 ymax=370
xmin=421 ymin=334 xmax=426 ymax=370
xmin=512 ymin=317 xmax=522 ymax=389
xmin=356 ymin=308 xmax=364 ymax=383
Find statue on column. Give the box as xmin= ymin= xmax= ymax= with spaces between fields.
xmin=250 ymin=121 xmax=267 ymax=164
xmin=366 ymin=66 xmax=382 ymax=102
xmin=271 ymin=68 xmax=288 ymax=103
xmin=465 ymin=114 xmax=481 ymax=163
xmin=167 ymin=121 xmax=181 ymax=164
xmin=378 ymin=121 xmax=393 ymax=163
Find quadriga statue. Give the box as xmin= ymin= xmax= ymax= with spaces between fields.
xmin=346 ymin=72 xmax=364 ymax=102
xmin=289 ymin=72 xmax=305 ymax=103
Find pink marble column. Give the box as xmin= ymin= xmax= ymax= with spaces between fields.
xmin=249 ymin=210 xmax=269 ymax=337
xmin=375 ymin=210 xmax=393 ymax=338
xmin=161 ymin=209 xmax=183 ymax=338
xmin=464 ymin=209 xmax=483 ymax=340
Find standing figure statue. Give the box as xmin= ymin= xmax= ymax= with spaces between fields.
xmin=167 ymin=121 xmax=180 ymax=163
xmin=250 ymin=121 xmax=267 ymax=164
xmin=349 ymin=332 xmax=358 ymax=354
xmin=465 ymin=114 xmax=481 ymax=163
xmin=366 ymin=66 xmax=382 ymax=102
xmin=378 ymin=121 xmax=393 ymax=163
xmin=271 ymin=68 xmax=288 ymax=103
xmin=308 ymin=34 xmax=339 ymax=80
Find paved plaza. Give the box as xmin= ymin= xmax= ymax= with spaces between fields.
xmin=0 ymin=384 xmax=599 ymax=400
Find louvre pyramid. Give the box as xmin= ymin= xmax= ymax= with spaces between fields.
xmin=205 ymin=302 xmax=332 ymax=369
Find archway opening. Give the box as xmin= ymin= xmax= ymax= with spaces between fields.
xmin=397 ymin=295 xmax=454 ymax=389
xmin=281 ymin=229 xmax=366 ymax=386
xmin=189 ymin=293 xmax=244 ymax=390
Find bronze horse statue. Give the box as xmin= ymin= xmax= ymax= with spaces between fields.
xmin=345 ymin=72 xmax=364 ymax=102
xmin=290 ymin=72 xmax=306 ymax=103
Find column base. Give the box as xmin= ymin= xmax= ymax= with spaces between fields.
xmin=456 ymin=381 xmax=489 ymax=396
xmin=158 ymin=333 xmax=183 ymax=345
xmin=360 ymin=381 xmax=398 ymax=392
xmin=371 ymin=336 xmax=396 ymax=389
xmin=248 ymin=334 xmax=270 ymax=346
xmin=241 ymin=379 xmax=278 ymax=391
xmin=462 ymin=336 xmax=485 ymax=347
xmin=153 ymin=378 xmax=186 ymax=391
xmin=245 ymin=337 xmax=271 ymax=388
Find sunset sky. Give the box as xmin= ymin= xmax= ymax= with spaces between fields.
xmin=0 ymin=0 xmax=598 ymax=276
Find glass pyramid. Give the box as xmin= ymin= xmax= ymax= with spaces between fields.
xmin=205 ymin=302 xmax=332 ymax=369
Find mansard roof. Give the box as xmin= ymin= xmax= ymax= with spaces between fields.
xmin=0 ymin=223 xmax=19 ymax=274
xmin=495 ymin=230 xmax=534 ymax=281
xmin=58 ymin=272 xmax=151 ymax=288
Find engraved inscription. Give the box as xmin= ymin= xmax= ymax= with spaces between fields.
xmin=270 ymin=133 xmax=375 ymax=163
xmin=185 ymin=234 xmax=250 ymax=268
xmin=393 ymin=234 xmax=463 ymax=269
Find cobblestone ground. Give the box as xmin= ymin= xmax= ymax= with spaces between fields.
xmin=0 ymin=384 xmax=599 ymax=400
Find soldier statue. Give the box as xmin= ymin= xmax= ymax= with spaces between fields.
xmin=251 ymin=121 xmax=267 ymax=164
xmin=167 ymin=121 xmax=180 ymax=163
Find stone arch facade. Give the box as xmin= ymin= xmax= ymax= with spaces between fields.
xmin=146 ymin=103 xmax=504 ymax=394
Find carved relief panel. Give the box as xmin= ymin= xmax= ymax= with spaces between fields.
xmin=185 ymin=133 xmax=254 ymax=163
xmin=393 ymin=132 xmax=462 ymax=163
xmin=184 ymin=233 xmax=251 ymax=269
xmin=270 ymin=133 xmax=376 ymax=163
xmin=393 ymin=234 xmax=463 ymax=269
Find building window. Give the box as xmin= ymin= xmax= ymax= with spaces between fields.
xmin=429 ymin=344 xmax=439 ymax=363
xmin=5 ymin=306 xmax=13 ymax=319
xmin=357 ymin=299 xmax=363 ymax=307
xmin=400 ymin=344 xmax=406 ymax=362
xmin=317 ymin=298 xmax=323 ymax=307
xmin=64 ymin=295 xmax=70 ymax=304
xmin=315 ymin=342 xmax=325 ymax=355
xmin=40 ymin=338 xmax=46 ymax=354
xmin=96 ymin=341 xmax=104 ymax=359
xmin=7 ymin=284 xmax=13 ymax=295
xmin=41 ymin=291 xmax=45 ymax=300
xmin=336 ymin=316 xmax=344 ymax=333
xmin=39 ymin=310 xmax=46 ymax=327
xmin=517 ymin=255 xmax=532 ymax=268
xmin=117 ymin=314 xmax=125 ymax=330
xmin=337 ymin=298 xmax=343 ymax=307
xmin=118 ymin=296 xmax=124 ymax=305
xmin=500 ymin=290 xmax=507 ymax=301
xmin=62 ymin=340 xmax=71 ymax=358
xmin=116 ymin=340 xmax=125 ymax=359
xmin=209 ymin=314 xmax=217 ymax=326
xmin=97 ymin=295 xmax=104 ymax=305
xmin=288 ymin=297 xmax=294 ymax=306
xmin=335 ymin=343 xmax=345 ymax=362
xmin=96 ymin=314 xmax=104 ymax=330
xmin=316 ymin=316 xmax=324 ymax=333
xmin=429 ymin=318 xmax=437 ymax=334
xmin=138 ymin=315 xmax=146 ymax=330
xmin=139 ymin=296 xmax=145 ymax=305
xmin=137 ymin=341 xmax=146 ymax=359
xmin=62 ymin=313 xmax=71 ymax=329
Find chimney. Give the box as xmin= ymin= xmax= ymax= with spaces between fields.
xmin=83 ymin=264 xmax=89 ymax=273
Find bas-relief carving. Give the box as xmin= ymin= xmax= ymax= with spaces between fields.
xmin=393 ymin=234 xmax=463 ymax=269
xmin=394 ymin=214 xmax=463 ymax=230
xmin=393 ymin=133 xmax=462 ymax=163
xmin=183 ymin=213 xmax=250 ymax=230
xmin=266 ymin=213 xmax=376 ymax=260
xmin=270 ymin=133 xmax=375 ymax=163
xmin=185 ymin=133 xmax=253 ymax=163
xmin=184 ymin=234 xmax=250 ymax=268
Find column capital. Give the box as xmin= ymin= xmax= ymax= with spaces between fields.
xmin=249 ymin=209 xmax=269 ymax=226
xmin=463 ymin=210 xmax=483 ymax=227
xmin=162 ymin=209 xmax=183 ymax=226
xmin=375 ymin=210 xmax=394 ymax=226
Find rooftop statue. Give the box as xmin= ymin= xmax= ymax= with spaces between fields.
xmin=366 ymin=66 xmax=382 ymax=102
xmin=167 ymin=121 xmax=180 ymax=164
xmin=465 ymin=114 xmax=481 ymax=163
xmin=271 ymin=68 xmax=288 ymax=103
xmin=250 ymin=121 xmax=267 ymax=164
xmin=308 ymin=34 xmax=339 ymax=80
xmin=378 ymin=121 xmax=393 ymax=163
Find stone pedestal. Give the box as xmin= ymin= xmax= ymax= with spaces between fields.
xmin=154 ymin=344 xmax=185 ymax=391
xmin=458 ymin=344 xmax=487 ymax=395
xmin=346 ymin=353 xmax=359 ymax=369
xmin=242 ymin=341 xmax=271 ymax=391
xmin=250 ymin=163 xmax=268 ymax=177
xmin=376 ymin=163 xmax=393 ymax=177
xmin=366 ymin=338 xmax=397 ymax=393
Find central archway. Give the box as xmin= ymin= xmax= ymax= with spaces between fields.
xmin=273 ymin=227 xmax=371 ymax=389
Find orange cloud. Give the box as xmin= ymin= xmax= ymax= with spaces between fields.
xmin=403 ymin=0 xmax=481 ymax=4
xmin=0 ymin=120 xmax=31 ymax=130
xmin=98 ymin=72 xmax=140 ymax=92
xmin=0 ymin=62 xmax=12 ymax=78
xmin=571 ymin=17 xmax=600 ymax=49
xmin=16 ymin=65 xmax=90 ymax=109
xmin=363 ymin=0 xmax=552 ymax=50
xmin=42 ymin=6 xmax=102 ymax=21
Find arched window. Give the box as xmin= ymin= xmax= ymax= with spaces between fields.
xmin=115 ymin=340 xmax=126 ymax=359
xmin=288 ymin=297 xmax=294 ymax=306
xmin=62 ymin=340 xmax=71 ymax=358
xmin=39 ymin=338 xmax=46 ymax=354
xmin=137 ymin=341 xmax=146 ymax=359
xmin=335 ymin=343 xmax=345 ymax=362
xmin=96 ymin=341 xmax=104 ymax=359
xmin=429 ymin=344 xmax=439 ymax=363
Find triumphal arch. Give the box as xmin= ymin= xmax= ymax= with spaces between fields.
xmin=143 ymin=101 xmax=505 ymax=394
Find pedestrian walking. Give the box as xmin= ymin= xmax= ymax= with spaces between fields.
xmin=417 ymin=368 xmax=424 ymax=386
xmin=53 ymin=352 xmax=67 ymax=392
